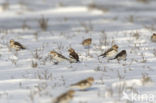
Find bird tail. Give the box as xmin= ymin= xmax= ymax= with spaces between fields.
xmin=98 ymin=54 xmax=105 ymax=57
xmin=21 ymin=46 xmax=26 ymax=49
xmin=76 ymin=59 xmax=80 ymax=63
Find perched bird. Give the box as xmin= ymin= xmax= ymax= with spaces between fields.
xmin=99 ymin=44 xmax=118 ymax=58
xmin=113 ymin=50 xmax=127 ymax=61
xmin=70 ymin=77 xmax=94 ymax=90
xmin=68 ymin=48 xmax=79 ymax=63
xmin=82 ymin=38 xmax=92 ymax=48
xmin=53 ymin=90 xmax=75 ymax=103
xmin=49 ymin=51 xmax=70 ymax=64
xmin=10 ymin=39 xmax=26 ymax=51
xmin=151 ymin=33 xmax=156 ymax=42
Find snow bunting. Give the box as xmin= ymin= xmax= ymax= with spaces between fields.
xmin=68 ymin=48 xmax=79 ymax=63
xmin=53 ymin=90 xmax=75 ymax=103
xmin=10 ymin=39 xmax=26 ymax=51
xmin=70 ymin=77 xmax=94 ymax=90
xmin=151 ymin=33 xmax=156 ymax=42
xmin=82 ymin=38 xmax=92 ymax=48
xmin=49 ymin=51 xmax=70 ymax=63
xmin=99 ymin=44 xmax=118 ymax=58
xmin=113 ymin=50 xmax=127 ymax=61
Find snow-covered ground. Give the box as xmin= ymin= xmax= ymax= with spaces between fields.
xmin=0 ymin=0 xmax=155 ymax=103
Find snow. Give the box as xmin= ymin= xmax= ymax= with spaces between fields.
xmin=0 ymin=0 xmax=155 ymax=103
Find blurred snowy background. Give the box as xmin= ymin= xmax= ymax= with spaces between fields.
xmin=0 ymin=0 xmax=155 ymax=103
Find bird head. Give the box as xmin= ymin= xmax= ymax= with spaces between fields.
xmin=112 ymin=44 xmax=118 ymax=50
xmin=50 ymin=51 xmax=57 ymax=56
xmin=10 ymin=39 xmax=15 ymax=44
xmin=153 ymin=33 xmax=156 ymax=36
xmin=68 ymin=90 xmax=75 ymax=96
xmin=87 ymin=77 xmax=94 ymax=83
xmin=68 ymin=48 xmax=75 ymax=53
xmin=122 ymin=50 xmax=126 ymax=54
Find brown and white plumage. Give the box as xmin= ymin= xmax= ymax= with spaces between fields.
xmin=49 ymin=51 xmax=70 ymax=63
xmin=70 ymin=77 xmax=94 ymax=90
xmin=99 ymin=44 xmax=118 ymax=58
xmin=151 ymin=33 xmax=156 ymax=42
xmin=82 ymin=38 xmax=92 ymax=47
xmin=53 ymin=90 xmax=75 ymax=103
xmin=113 ymin=50 xmax=127 ymax=61
xmin=68 ymin=48 xmax=79 ymax=63
xmin=10 ymin=39 xmax=26 ymax=51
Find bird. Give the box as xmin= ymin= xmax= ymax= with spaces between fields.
xmin=82 ymin=38 xmax=92 ymax=48
xmin=49 ymin=51 xmax=70 ymax=64
xmin=151 ymin=33 xmax=156 ymax=42
xmin=9 ymin=39 xmax=26 ymax=51
xmin=70 ymin=77 xmax=94 ymax=90
xmin=68 ymin=48 xmax=79 ymax=63
xmin=99 ymin=44 xmax=118 ymax=58
xmin=53 ymin=90 xmax=75 ymax=103
xmin=113 ymin=50 xmax=127 ymax=61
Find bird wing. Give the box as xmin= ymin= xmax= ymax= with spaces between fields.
xmin=114 ymin=51 xmax=124 ymax=59
xmin=71 ymin=80 xmax=87 ymax=86
xmin=70 ymin=52 xmax=79 ymax=61
xmin=99 ymin=48 xmax=113 ymax=57
xmin=54 ymin=92 xmax=68 ymax=103
xmin=14 ymin=42 xmax=26 ymax=49
xmin=57 ymin=53 xmax=69 ymax=60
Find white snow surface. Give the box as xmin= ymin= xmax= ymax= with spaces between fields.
xmin=0 ymin=0 xmax=155 ymax=103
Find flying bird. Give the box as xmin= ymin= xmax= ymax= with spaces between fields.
xmin=68 ymin=48 xmax=79 ymax=63
xmin=151 ymin=33 xmax=156 ymax=42
xmin=53 ymin=90 xmax=75 ymax=103
xmin=113 ymin=50 xmax=127 ymax=61
xmin=10 ymin=39 xmax=26 ymax=51
xmin=49 ymin=51 xmax=70 ymax=64
xmin=82 ymin=38 xmax=92 ymax=48
xmin=99 ymin=44 xmax=118 ymax=58
xmin=70 ymin=77 xmax=94 ymax=90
